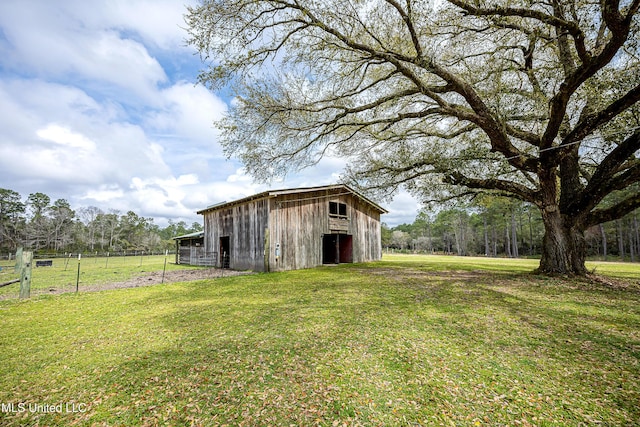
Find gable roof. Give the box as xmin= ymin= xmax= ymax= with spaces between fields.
xmin=197 ymin=184 xmax=387 ymax=215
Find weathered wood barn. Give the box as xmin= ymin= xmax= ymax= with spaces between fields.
xmin=196 ymin=184 xmax=387 ymax=272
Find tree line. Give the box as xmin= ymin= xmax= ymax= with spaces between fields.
xmin=0 ymin=188 xmax=202 ymax=255
xmin=384 ymin=197 xmax=640 ymax=262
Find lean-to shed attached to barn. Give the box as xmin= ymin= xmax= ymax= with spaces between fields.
xmin=172 ymin=231 xmax=209 ymax=266
xmin=196 ymin=184 xmax=387 ymax=272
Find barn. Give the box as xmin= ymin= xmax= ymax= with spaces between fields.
xmin=195 ymin=184 xmax=387 ymax=272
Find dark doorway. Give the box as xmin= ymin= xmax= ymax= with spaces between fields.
xmin=322 ymin=234 xmax=353 ymax=264
xmin=323 ymin=234 xmax=338 ymax=264
xmin=219 ymin=236 xmax=230 ymax=268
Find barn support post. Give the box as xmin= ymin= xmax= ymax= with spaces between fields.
xmin=264 ymin=228 xmax=270 ymax=272
xmin=19 ymin=250 xmax=33 ymax=299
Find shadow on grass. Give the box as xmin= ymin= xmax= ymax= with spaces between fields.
xmin=77 ymin=266 xmax=640 ymax=425
xmin=8 ymin=263 xmax=638 ymax=426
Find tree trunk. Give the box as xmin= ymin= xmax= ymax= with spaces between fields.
xmin=630 ymin=221 xmax=636 ymax=263
xmin=484 ymin=216 xmax=489 ymax=257
xmin=617 ymin=220 xmax=625 ymax=260
xmin=505 ymin=223 xmax=511 ymax=258
xmin=599 ymin=223 xmax=607 ymax=260
xmin=633 ymin=214 xmax=640 ymax=262
xmin=492 ymin=224 xmax=497 ymax=257
xmin=511 ymin=211 xmax=519 ymax=258
xmin=538 ymin=209 xmax=587 ymax=275
xmin=537 ymin=154 xmax=590 ymax=275
xmin=528 ymin=209 xmax=534 ymax=256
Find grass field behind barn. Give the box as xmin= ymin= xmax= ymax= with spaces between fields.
xmin=0 ymin=254 xmax=639 ymax=426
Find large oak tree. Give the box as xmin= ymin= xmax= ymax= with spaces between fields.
xmin=186 ymin=0 xmax=640 ymax=274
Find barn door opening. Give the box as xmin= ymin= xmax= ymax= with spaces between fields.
xmin=219 ymin=236 xmax=230 ymax=268
xmin=322 ymin=234 xmax=353 ymax=264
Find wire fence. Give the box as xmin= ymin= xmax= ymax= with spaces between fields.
xmin=0 ymin=253 xmax=241 ymax=301
xmin=1 ymin=250 xmax=175 ymax=261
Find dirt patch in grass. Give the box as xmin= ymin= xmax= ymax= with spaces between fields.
xmin=29 ymin=268 xmax=254 ymax=298
xmin=357 ymin=267 xmax=493 ymax=282
xmin=582 ymin=273 xmax=640 ymax=292
xmin=357 ymin=266 xmax=640 ymax=292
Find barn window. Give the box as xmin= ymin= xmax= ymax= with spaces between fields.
xmin=329 ymin=201 xmax=347 ymax=219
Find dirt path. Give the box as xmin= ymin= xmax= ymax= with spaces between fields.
xmin=84 ymin=268 xmax=253 ymax=292
xmin=18 ymin=268 xmax=254 ymax=299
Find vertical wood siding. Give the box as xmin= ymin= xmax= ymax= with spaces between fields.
xmin=267 ymin=190 xmax=382 ymax=271
xmin=203 ymin=198 xmax=269 ymax=271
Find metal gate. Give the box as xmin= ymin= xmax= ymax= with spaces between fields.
xmin=186 ymin=247 xmax=217 ymax=266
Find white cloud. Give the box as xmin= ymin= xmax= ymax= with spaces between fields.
xmin=0 ymin=78 xmax=170 ymax=192
xmin=145 ymin=82 xmax=229 ymax=178
xmin=227 ymin=168 xmax=252 ymax=183
xmin=81 ymin=186 xmax=125 ymax=203
xmin=36 ymin=124 xmax=96 ymax=151
xmin=382 ymin=190 xmax=421 ymax=226
xmin=91 ymin=0 xmax=193 ymax=50
xmin=0 ymin=1 xmax=169 ymax=103
xmin=130 ymin=175 xmax=190 ymax=215
xmin=82 ymin=31 xmax=168 ymax=101
xmin=154 ymin=82 xmax=227 ymax=141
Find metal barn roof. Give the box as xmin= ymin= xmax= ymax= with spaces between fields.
xmin=172 ymin=231 xmax=204 ymax=240
xmin=196 ymin=184 xmax=388 ymax=215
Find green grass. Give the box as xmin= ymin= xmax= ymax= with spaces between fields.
xmin=0 ymin=254 xmax=639 ymax=426
xmin=378 ymin=253 xmax=640 ymax=279
xmin=0 ymin=255 xmax=205 ymax=298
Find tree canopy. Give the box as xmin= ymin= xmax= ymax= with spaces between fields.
xmin=186 ymin=0 xmax=640 ymax=274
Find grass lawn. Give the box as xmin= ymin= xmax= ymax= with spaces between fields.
xmin=0 ymin=255 xmax=205 ymax=298
xmin=0 ymin=254 xmax=639 ymax=426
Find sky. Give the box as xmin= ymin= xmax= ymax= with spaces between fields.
xmin=0 ymin=0 xmax=420 ymax=228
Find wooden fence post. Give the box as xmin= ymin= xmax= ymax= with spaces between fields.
xmin=19 ymin=250 xmax=33 ymax=299
xmin=15 ymin=247 xmax=23 ymax=273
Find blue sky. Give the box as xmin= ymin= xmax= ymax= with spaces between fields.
xmin=0 ymin=0 xmax=419 ymax=227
